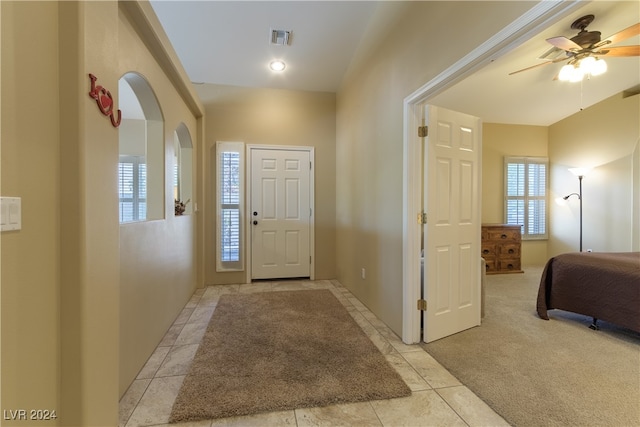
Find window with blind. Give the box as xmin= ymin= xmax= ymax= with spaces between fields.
xmin=119 ymin=155 xmax=147 ymax=222
xmin=504 ymin=156 xmax=548 ymax=240
xmin=216 ymin=142 xmax=244 ymax=271
xmin=173 ymin=160 xmax=179 ymax=201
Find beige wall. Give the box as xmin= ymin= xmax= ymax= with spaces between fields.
xmin=3 ymin=2 xmax=636 ymax=424
xmin=548 ymin=92 xmax=640 ymax=256
xmin=336 ymin=1 xmax=536 ymax=335
xmin=58 ymin=3 xmax=123 ymax=423
xmin=471 ymin=96 xmax=639 ymax=266
xmin=1 ymin=2 xmax=203 ymax=425
xmin=1 ymin=2 xmax=61 ymax=423
xmin=478 ymin=97 xmax=639 ymax=265
xmin=196 ymin=84 xmax=336 ymax=285
xmin=1 ymin=2 xmax=123 ymax=424
xmin=482 ymin=123 xmax=549 ymax=265
xmin=117 ymin=5 xmax=202 ymax=398
xmin=120 ymin=119 xmax=147 ymax=156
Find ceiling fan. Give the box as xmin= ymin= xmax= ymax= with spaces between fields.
xmin=509 ymin=15 xmax=640 ymax=79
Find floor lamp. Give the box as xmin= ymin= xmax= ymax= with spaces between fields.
xmin=563 ymin=168 xmax=589 ymax=252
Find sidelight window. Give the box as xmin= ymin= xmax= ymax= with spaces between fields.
xmin=216 ymin=141 xmax=244 ymax=271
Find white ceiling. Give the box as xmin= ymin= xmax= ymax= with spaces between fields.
xmin=149 ymin=1 xmax=639 ymax=126
xmin=149 ymin=1 xmax=382 ymax=92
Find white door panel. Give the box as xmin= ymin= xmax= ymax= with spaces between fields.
xmin=423 ymin=105 xmax=481 ymax=342
xmin=251 ymin=148 xmax=311 ymax=279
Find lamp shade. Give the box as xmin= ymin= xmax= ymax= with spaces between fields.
xmin=581 ymin=56 xmax=596 ymax=71
xmin=558 ymin=63 xmax=575 ymax=81
xmin=580 ymin=56 xmax=596 ymax=72
xmin=569 ymin=67 xmax=584 ymax=82
xmin=568 ymin=167 xmax=591 ymax=177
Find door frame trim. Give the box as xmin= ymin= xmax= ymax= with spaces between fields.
xmin=401 ymin=1 xmax=584 ymax=344
xmin=246 ymin=144 xmax=315 ymax=283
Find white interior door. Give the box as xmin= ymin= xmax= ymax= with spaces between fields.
xmin=423 ymin=105 xmax=481 ymax=342
xmin=250 ymin=148 xmax=312 ymax=279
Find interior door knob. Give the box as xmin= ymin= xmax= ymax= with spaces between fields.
xmin=253 ymin=220 xmax=258 ymax=225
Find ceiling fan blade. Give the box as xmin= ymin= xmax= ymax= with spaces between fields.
xmin=546 ymin=36 xmax=581 ymax=52
xmin=594 ymin=45 xmax=640 ymax=57
xmin=509 ymin=55 xmax=570 ymax=75
xmin=509 ymin=54 xmax=571 ymax=76
xmin=538 ymin=46 xmax=564 ymax=61
xmin=509 ymin=61 xmax=552 ymax=75
xmin=599 ymin=23 xmax=640 ymax=46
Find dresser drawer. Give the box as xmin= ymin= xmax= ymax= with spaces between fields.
xmin=500 ymin=244 xmax=520 ymax=257
xmin=498 ymin=259 xmax=521 ymax=272
xmin=481 ymin=244 xmax=497 ymax=257
xmin=484 ymin=258 xmax=497 ymax=272
xmin=486 ymin=228 xmax=521 ymax=242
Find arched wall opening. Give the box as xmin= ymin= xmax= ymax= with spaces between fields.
xmin=173 ymin=122 xmax=193 ymax=215
xmin=118 ymin=72 xmax=165 ymax=222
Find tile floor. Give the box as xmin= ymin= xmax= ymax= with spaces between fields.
xmin=119 ymin=280 xmax=509 ymax=427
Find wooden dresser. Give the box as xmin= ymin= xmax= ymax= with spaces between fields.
xmin=481 ymin=224 xmax=523 ymax=274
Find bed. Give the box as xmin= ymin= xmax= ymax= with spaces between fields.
xmin=536 ymin=252 xmax=640 ymax=333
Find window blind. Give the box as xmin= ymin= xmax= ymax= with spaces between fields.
xmin=220 ymin=152 xmax=241 ymax=262
xmin=504 ymin=157 xmax=548 ymax=240
xmin=216 ymin=142 xmax=244 ymax=271
xmin=119 ymin=156 xmax=147 ymax=223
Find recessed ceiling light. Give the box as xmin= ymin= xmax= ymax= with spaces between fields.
xmin=269 ymin=60 xmax=286 ymax=72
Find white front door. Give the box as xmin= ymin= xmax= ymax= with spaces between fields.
xmin=422 ymin=105 xmax=481 ymax=342
xmin=250 ymin=148 xmax=312 ymax=279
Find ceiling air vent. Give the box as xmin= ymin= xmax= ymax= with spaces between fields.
xmin=270 ymin=29 xmax=292 ymax=46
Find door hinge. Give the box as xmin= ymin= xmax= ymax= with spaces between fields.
xmin=417 ymin=299 xmax=427 ymax=311
xmin=310 ymin=255 xmax=312 ymax=264
xmin=417 ymin=212 xmax=427 ymax=225
xmin=418 ymin=125 xmax=428 ymax=138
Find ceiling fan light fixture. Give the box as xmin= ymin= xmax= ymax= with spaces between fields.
xmin=591 ymin=58 xmax=607 ymax=76
xmin=569 ymin=67 xmax=584 ymax=82
xmin=578 ymin=56 xmax=607 ymax=76
xmin=579 ymin=56 xmax=596 ymax=72
xmin=558 ymin=56 xmax=607 ymax=82
xmin=558 ymin=63 xmax=576 ymax=81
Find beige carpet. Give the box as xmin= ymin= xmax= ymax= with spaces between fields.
xmin=169 ymin=289 xmax=411 ymax=423
xmin=422 ymin=266 xmax=640 ymax=427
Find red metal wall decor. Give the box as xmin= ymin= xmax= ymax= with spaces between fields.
xmin=88 ymin=74 xmax=122 ymax=128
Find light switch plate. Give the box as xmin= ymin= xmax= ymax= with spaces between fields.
xmin=1 ymin=197 xmax=22 ymax=231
